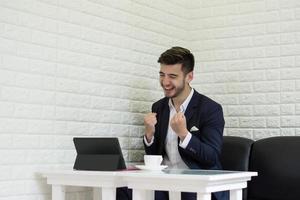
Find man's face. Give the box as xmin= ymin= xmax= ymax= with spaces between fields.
xmin=159 ymin=64 xmax=193 ymax=98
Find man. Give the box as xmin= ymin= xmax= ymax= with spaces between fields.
xmin=143 ymin=47 xmax=228 ymax=200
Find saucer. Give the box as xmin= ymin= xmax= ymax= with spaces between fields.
xmin=135 ymin=165 xmax=168 ymax=171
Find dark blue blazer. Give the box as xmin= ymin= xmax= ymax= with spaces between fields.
xmin=144 ymin=90 xmax=228 ymax=200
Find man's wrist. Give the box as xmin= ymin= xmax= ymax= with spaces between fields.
xmin=179 ymin=132 xmax=192 ymax=149
xmin=144 ymin=135 xmax=154 ymax=146
xmin=146 ymin=135 xmax=153 ymax=143
xmin=179 ymin=135 xmax=186 ymax=141
xmin=179 ymin=129 xmax=189 ymax=141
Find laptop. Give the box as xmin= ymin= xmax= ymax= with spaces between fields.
xmin=73 ymin=137 xmax=126 ymax=171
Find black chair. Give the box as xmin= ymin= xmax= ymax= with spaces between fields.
xmin=248 ymin=136 xmax=300 ymax=200
xmin=221 ymin=136 xmax=254 ymax=200
xmin=221 ymin=136 xmax=254 ymax=171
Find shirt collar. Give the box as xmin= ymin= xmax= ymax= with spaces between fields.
xmin=168 ymin=88 xmax=194 ymax=113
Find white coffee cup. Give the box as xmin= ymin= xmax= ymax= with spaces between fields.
xmin=144 ymin=155 xmax=163 ymax=167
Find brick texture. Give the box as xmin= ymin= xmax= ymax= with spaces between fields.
xmin=189 ymin=0 xmax=300 ymax=140
xmin=0 ymin=0 xmax=300 ymax=199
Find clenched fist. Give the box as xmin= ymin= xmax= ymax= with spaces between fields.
xmin=144 ymin=113 xmax=157 ymax=142
xmin=170 ymin=112 xmax=188 ymax=141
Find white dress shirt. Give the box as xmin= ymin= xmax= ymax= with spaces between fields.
xmin=144 ymin=89 xmax=194 ymax=169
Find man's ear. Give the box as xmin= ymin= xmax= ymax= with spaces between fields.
xmin=186 ymin=71 xmax=193 ymax=83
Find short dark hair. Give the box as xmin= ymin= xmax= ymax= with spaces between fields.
xmin=157 ymin=46 xmax=194 ymax=74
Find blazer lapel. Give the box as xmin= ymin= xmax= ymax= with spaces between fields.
xmin=184 ymin=91 xmax=201 ymax=125
xmin=158 ymin=100 xmax=170 ymax=153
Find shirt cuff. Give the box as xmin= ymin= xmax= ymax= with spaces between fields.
xmin=179 ymin=132 xmax=192 ymax=149
xmin=144 ymin=136 xmax=154 ymax=146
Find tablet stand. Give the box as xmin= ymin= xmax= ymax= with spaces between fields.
xmin=73 ymin=154 xmax=123 ymax=171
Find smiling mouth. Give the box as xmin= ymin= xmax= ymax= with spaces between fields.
xmin=164 ymin=88 xmax=174 ymax=92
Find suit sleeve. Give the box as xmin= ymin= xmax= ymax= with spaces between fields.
xmin=181 ymin=104 xmax=225 ymax=168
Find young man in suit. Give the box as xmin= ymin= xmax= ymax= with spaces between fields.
xmin=143 ymin=47 xmax=228 ymax=200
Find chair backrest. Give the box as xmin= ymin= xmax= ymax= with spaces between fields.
xmin=248 ymin=136 xmax=300 ymax=200
xmin=221 ymin=136 xmax=254 ymax=171
xmin=220 ymin=136 xmax=254 ymax=200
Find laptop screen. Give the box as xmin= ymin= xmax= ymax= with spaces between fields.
xmin=73 ymin=137 xmax=126 ymax=171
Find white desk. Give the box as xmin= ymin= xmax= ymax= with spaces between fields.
xmin=42 ymin=170 xmax=127 ymax=200
xmin=41 ymin=169 xmax=257 ymax=200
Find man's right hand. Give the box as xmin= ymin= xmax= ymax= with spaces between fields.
xmin=144 ymin=112 xmax=157 ymax=142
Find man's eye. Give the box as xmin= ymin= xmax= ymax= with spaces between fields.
xmin=170 ymin=75 xmax=177 ymax=79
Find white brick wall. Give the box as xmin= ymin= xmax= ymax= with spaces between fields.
xmin=0 ymin=0 xmax=299 ymax=199
xmin=0 ymin=0 xmax=186 ymax=199
xmin=189 ymin=0 xmax=300 ymax=140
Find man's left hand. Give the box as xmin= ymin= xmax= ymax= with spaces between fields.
xmin=170 ymin=112 xmax=188 ymax=141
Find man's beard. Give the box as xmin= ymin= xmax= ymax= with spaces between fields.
xmin=162 ymin=80 xmax=185 ymax=99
